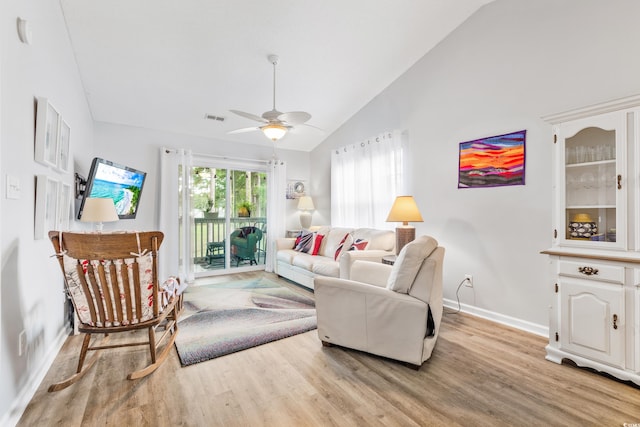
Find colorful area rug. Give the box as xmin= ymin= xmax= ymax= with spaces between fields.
xmin=175 ymin=276 xmax=316 ymax=366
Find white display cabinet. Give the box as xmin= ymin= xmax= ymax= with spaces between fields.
xmin=542 ymin=95 xmax=640 ymax=386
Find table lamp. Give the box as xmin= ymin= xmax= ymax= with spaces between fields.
xmin=386 ymin=195 xmax=424 ymax=254
xmin=297 ymin=196 xmax=315 ymax=229
xmin=80 ymin=197 xmax=119 ymax=232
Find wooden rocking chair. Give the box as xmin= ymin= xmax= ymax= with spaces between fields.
xmin=48 ymin=231 xmax=183 ymax=392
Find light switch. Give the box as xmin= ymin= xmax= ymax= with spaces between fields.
xmin=6 ymin=175 xmax=20 ymax=199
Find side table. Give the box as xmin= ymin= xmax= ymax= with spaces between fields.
xmin=286 ymin=230 xmax=301 ymax=238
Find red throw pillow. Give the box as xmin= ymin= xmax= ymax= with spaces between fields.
xmin=311 ymin=234 xmax=324 ymax=255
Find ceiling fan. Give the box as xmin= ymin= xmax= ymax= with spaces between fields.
xmin=228 ymin=54 xmax=317 ymax=142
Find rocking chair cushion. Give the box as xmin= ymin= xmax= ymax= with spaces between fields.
xmin=62 ymin=252 xmax=157 ymax=327
xmin=62 ymin=255 xmax=92 ymax=325
xmin=48 ymin=230 xmax=181 ymax=392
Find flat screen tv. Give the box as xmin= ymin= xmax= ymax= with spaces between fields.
xmin=77 ymin=157 xmax=147 ymax=220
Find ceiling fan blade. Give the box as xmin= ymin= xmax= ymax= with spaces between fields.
xmin=300 ymin=122 xmax=323 ymax=131
xmin=227 ymin=127 xmax=260 ymax=134
xmin=278 ymin=111 xmax=311 ymax=125
xmin=230 ymin=110 xmax=268 ymax=123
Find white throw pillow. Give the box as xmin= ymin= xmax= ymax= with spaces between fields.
xmin=387 ymin=236 xmax=438 ymax=293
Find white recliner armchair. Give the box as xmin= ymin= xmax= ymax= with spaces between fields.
xmin=314 ymin=235 xmax=444 ymax=368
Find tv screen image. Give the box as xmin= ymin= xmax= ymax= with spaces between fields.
xmin=78 ymin=158 xmax=147 ymax=220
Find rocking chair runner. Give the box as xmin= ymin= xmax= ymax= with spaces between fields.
xmin=48 ymin=231 xmax=183 ymax=392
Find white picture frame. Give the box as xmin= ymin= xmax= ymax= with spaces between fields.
xmin=34 ymin=97 xmax=60 ymax=168
xmin=57 ymin=182 xmax=72 ymax=231
xmin=286 ymin=180 xmax=306 ymax=199
xmin=35 ymin=175 xmax=59 ymax=239
xmin=57 ymin=119 xmax=71 ymax=173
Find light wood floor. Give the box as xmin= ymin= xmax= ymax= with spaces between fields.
xmin=18 ymin=272 xmax=640 ymax=426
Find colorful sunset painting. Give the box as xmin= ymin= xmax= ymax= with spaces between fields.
xmin=458 ymin=130 xmax=526 ymax=188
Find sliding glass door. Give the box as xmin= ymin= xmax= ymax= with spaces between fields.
xmin=188 ymin=160 xmax=268 ymax=277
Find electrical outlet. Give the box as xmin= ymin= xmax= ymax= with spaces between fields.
xmin=18 ymin=330 xmax=27 ymax=356
xmin=464 ymin=274 xmax=473 ymax=287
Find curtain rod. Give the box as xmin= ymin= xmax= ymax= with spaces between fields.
xmin=334 ymin=131 xmax=395 ymax=154
xmin=193 ymin=152 xmax=271 ymax=164
xmin=164 ymin=147 xmax=272 ymax=164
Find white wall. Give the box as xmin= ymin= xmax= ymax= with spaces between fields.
xmin=0 ymin=0 xmax=95 ymax=424
xmin=5 ymin=0 xmax=640 ymax=422
xmin=92 ymin=123 xmax=310 ymax=234
xmin=92 ymin=122 xmax=311 ymax=234
xmin=311 ymin=0 xmax=640 ymax=330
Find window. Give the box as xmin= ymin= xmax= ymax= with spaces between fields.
xmin=331 ymin=130 xmax=403 ymax=228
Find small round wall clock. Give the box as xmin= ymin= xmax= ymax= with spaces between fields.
xmin=293 ymin=181 xmax=305 ymax=195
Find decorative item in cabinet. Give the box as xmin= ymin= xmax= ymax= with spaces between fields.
xmin=567 ymin=213 xmax=597 ymax=239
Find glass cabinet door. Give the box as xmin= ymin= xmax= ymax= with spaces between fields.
xmin=558 ymin=112 xmax=626 ymax=249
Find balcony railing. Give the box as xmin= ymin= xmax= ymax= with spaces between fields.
xmin=193 ymin=217 xmax=267 ymax=268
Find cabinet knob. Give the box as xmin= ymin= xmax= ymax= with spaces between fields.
xmin=617 ymin=174 xmax=622 ymax=190
xmin=578 ymin=266 xmax=599 ymax=276
xmin=613 ymin=314 xmax=618 ymax=330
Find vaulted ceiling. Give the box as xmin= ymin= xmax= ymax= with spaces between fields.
xmin=60 ymin=0 xmax=494 ymax=151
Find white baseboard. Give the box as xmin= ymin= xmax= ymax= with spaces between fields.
xmin=443 ymin=298 xmax=548 ymax=338
xmin=2 ymin=327 xmax=68 ymax=427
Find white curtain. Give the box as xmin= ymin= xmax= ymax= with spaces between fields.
xmin=265 ymin=158 xmax=287 ymax=272
xmin=331 ymin=130 xmax=403 ymax=229
xmin=159 ymin=147 xmax=194 ymax=284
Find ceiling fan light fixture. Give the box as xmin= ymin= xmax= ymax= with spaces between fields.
xmin=262 ymin=123 xmax=287 ymax=141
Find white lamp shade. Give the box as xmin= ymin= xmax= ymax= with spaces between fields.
xmin=297 ymin=196 xmax=315 ymax=210
xmin=261 ymin=123 xmax=288 ymax=141
xmin=386 ymin=196 xmax=423 ymax=225
xmin=81 ymin=197 xmax=119 ymax=223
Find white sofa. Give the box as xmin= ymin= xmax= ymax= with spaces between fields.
xmin=275 ymin=226 xmax=395 ymax=289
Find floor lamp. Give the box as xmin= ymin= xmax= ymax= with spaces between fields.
xmin=386 ymin=196 xmax=423 ymax=255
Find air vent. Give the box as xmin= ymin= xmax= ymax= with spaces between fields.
xmin=204 ymin=114 xmax=226 ymax=122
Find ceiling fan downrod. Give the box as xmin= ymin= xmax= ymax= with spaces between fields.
xmin=268 ymin=54 xmax=279 ymax=113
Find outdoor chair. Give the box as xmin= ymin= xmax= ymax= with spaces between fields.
xmin=206 ymin=240 xmax=225 ymax=266
xmin=230 ymin=226 xmax=263 ymax=266
xmin=48 ymin=231 xmax=183 ymax=392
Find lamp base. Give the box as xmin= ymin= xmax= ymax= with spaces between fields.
xmin=395 ymin=226 xmax=415 ymax=255
xmin=299 ymin=211 xmax=312 ymax=229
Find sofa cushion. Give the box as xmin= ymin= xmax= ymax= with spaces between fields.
xmin=312 ymin=258 xmax=340 ymax=277
xmin=353 ymin=228 xmax=395 ymax=251
xmin=292 ymin=253 xmax=316 ymax=270
xmin=239 ymin=226 xmax=258 ymax=238
xmin=276 ymin=249 xmax=297 ymax=264
xmin=319 ymin=227 xmax=354 ymax=258
xmin=387 ymin=236 xmax=438 ymax=293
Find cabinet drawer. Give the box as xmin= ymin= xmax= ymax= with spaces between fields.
xmin=558 ymin=260 xmax=624 ymax=284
